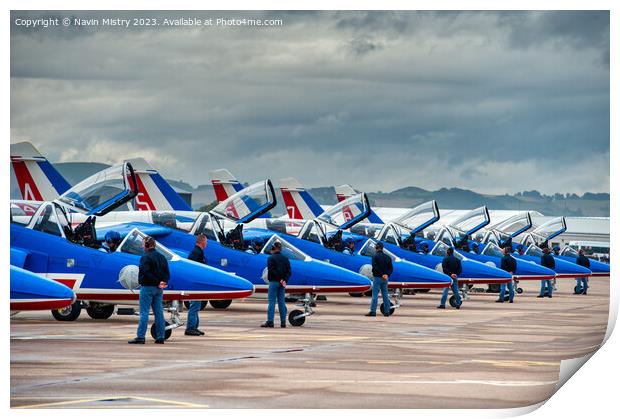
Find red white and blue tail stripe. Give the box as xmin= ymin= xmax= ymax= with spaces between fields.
xmin=278 ymin=177 xmax=325 ymax=220
xmin=10 ymin=142 xmax=71 ymax=201
xmin=124 ymin=158 xmax=192 ymax=211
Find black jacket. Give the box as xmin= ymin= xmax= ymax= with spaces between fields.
xmin=372 ymin=250 xmax=393 ymax=277
xmin=500 ymin=254 xmax=517 ymax=273
xmin=541 ymin=253 xmax=556 ymax=270
xmin=267 ymin=252 xmax=292 ymax=283
xmin=139 ymin=249 xmax=170 ymax=287
xmin=188 ymin=245 xmax=206 ymax=264
xmin=442 ymin=254 xmax=462 ymax=277
xmin=576 ymin=254 xmax=591 ymax=268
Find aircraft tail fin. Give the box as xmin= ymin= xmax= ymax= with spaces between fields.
xmin=278 ymin=177 xmax=324 ymax=220
xmin=335 ymin=184 xmax=357 ymax=202
xmin=335 ymin=183 xmax=383 ymax=223
xmin=124 ymin=158 xmax=192 ymax=211
xmin=10 ymin=142 xmax=71 ymax=201
xmin=209 ymin=169 xmax=244 ymax=203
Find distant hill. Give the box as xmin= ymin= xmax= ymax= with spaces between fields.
xmin=9 ymin=161 xmax=609 ymax=216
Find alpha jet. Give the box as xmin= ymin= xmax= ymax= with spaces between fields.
xmin=10 ymin=162 xmax=255 ymax=339
xmin=235 ymin=192 xmax=453 ymax=315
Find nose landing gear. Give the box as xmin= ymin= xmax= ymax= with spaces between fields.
xmin=150 ymin=300 xmax=183 ymax=340
xmin=288 ymin=293 xmax=316 ymax=327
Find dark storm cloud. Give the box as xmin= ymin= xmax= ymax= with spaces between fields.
xmin=10 ymin=11 xmax=609 ymax=194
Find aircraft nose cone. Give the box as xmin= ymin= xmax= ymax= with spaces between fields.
xmin=394 ymin=260 xmax=451 ymax=286
xmin=10 ymin=266 xmax=76 ymax=304
xmin=517 ymin=260 xmax=556 ymax=278
xmin=170 ymin=260 xmax=254 ymax=295
xmin=555 ymin=258 xmax=592 ymax=276
xmin=589 ymin=259 xmax=610 ymax=274
xmin=462 ymin=259 xmax=512 ymax=280
xmin=300 ymin=260 xmax=372 ymax=291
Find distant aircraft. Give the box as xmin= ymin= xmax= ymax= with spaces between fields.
xmin=431 ymin=208 xmax=592 ymax=283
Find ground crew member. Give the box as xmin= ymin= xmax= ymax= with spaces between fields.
xmin=437 ymin=247 xmax=462 ymax=309
xmin=246 ymin=238 xmax=264 ymax=255
xmin=516 ymin=245 xmax=525 ymax=256
xmin=366 ymin=242 xmax=393 ymax=317
xmin=99 ymin=231 xmax=121 ymax=253
xmin=497 ymin=246 xmax=517 ymax=303
xmin=261 ymin=241 xmax=291 ymax=328
xmin=185 ymin=234 xmax=207 ymax=336
xmin=343 ymin=238 xmax=356 ymax=255
xmin=129 ymin=236 xmax=169 ymax=344
xmin=539 ymin=247 xmax=555 ymax=298
xmin=553 ymin=246 xmax=561 ymax=256
xmin=575 ymin=249 xmax=591 ymax=295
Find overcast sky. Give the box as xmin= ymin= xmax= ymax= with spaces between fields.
xmin=10 ymin=11 xmax=609 ymax=194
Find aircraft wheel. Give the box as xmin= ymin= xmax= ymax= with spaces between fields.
xmin=150 ymin=321 xmax=172 ymax=341
xmin=449 ymin=296 xmax=458 ymax=308
xmin=183 ymin=301 xmax=209 ymax=310
xmin=288 ymin=310 xmax=305 ymax=327
xmin=86 ymin=304 xmax=115 ymax=320
xmin=379 ymin=301 xmax=395 ymax=316
xmin=349 ymin=292 xmax=364 ymax=297
xmin=488 ymin=284 xmax=500 ymax=293
xmin=209 ymin=300 xmax=232 ymax=310
xmin=52 ymin=301 xmax=82 ymax=321
xmin=516 ymin=287 xmax=524 ymax=294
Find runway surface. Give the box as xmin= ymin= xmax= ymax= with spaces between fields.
xmin=11 ymin=277 xmax=609 ymax=408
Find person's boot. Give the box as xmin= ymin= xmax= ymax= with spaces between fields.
xmin=128 ymin=337 xmax=145 ymax=344
xmin=154 ymin=339 xmax=165 ymax=344
xmin=436 ymin=305 xmax=445 ymax=309
xmin=196 ymin=329 xmax=205 ymax=335
xmin=365 ymin=312 xmax=376 ymax=317
xmin=260 ymin=321 xmax=274 ymax=328
xmin=281 ymin=322 xmax=287 ymax=328
xmin=495 ymin=299 xmax=504 ymax=303
xmin=537 ymin=295 xmax=545 ymax=298
xmin=185 ymin=329 xmax=202 ymax=336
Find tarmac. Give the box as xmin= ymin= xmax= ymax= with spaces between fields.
xmin=11 ymin=277 xmax=609 ymax=409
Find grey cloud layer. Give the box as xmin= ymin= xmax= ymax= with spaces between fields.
xmin=10 ymin=11 xmax=609 ymax=194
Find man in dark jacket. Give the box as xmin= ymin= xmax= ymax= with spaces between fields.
xmin=129 ymin=236 xmax=170 ymax=344
xmin=539 ymin=247 xmax=556 ymax=298
xmin=575 ymin=249 xmax=591 ymax=295
xmin=366 ymin=242 xmax=393 ymax=317
xmin=185 ymin=234 xmax=207 ymax=336
xmin=497 ymin=246 xmax=517 ymax=303
xmin=261 ymin=241 xmax=291 ymax=328
xmin=437 ymin=247 xmax=462 ymax=309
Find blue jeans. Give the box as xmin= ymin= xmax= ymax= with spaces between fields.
xmin=499 ymin=280 xmax=515 ymax=302
xmin=539 ymin=280 xmax=553 ymax=296
xmin=137 ymin=286 xmax=165 ymax=340
xmin=440 ymin=277 xmax=462 ymax=307
xmin=267 ymin=281 xmax=287 ymax=324
xmin=576 ymin=277 xmax=589 ymax=293
xmin=370 ymin=276 xmax=390 ymax=314
xmin=186 ymin=301 xmax=201 ymax=330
